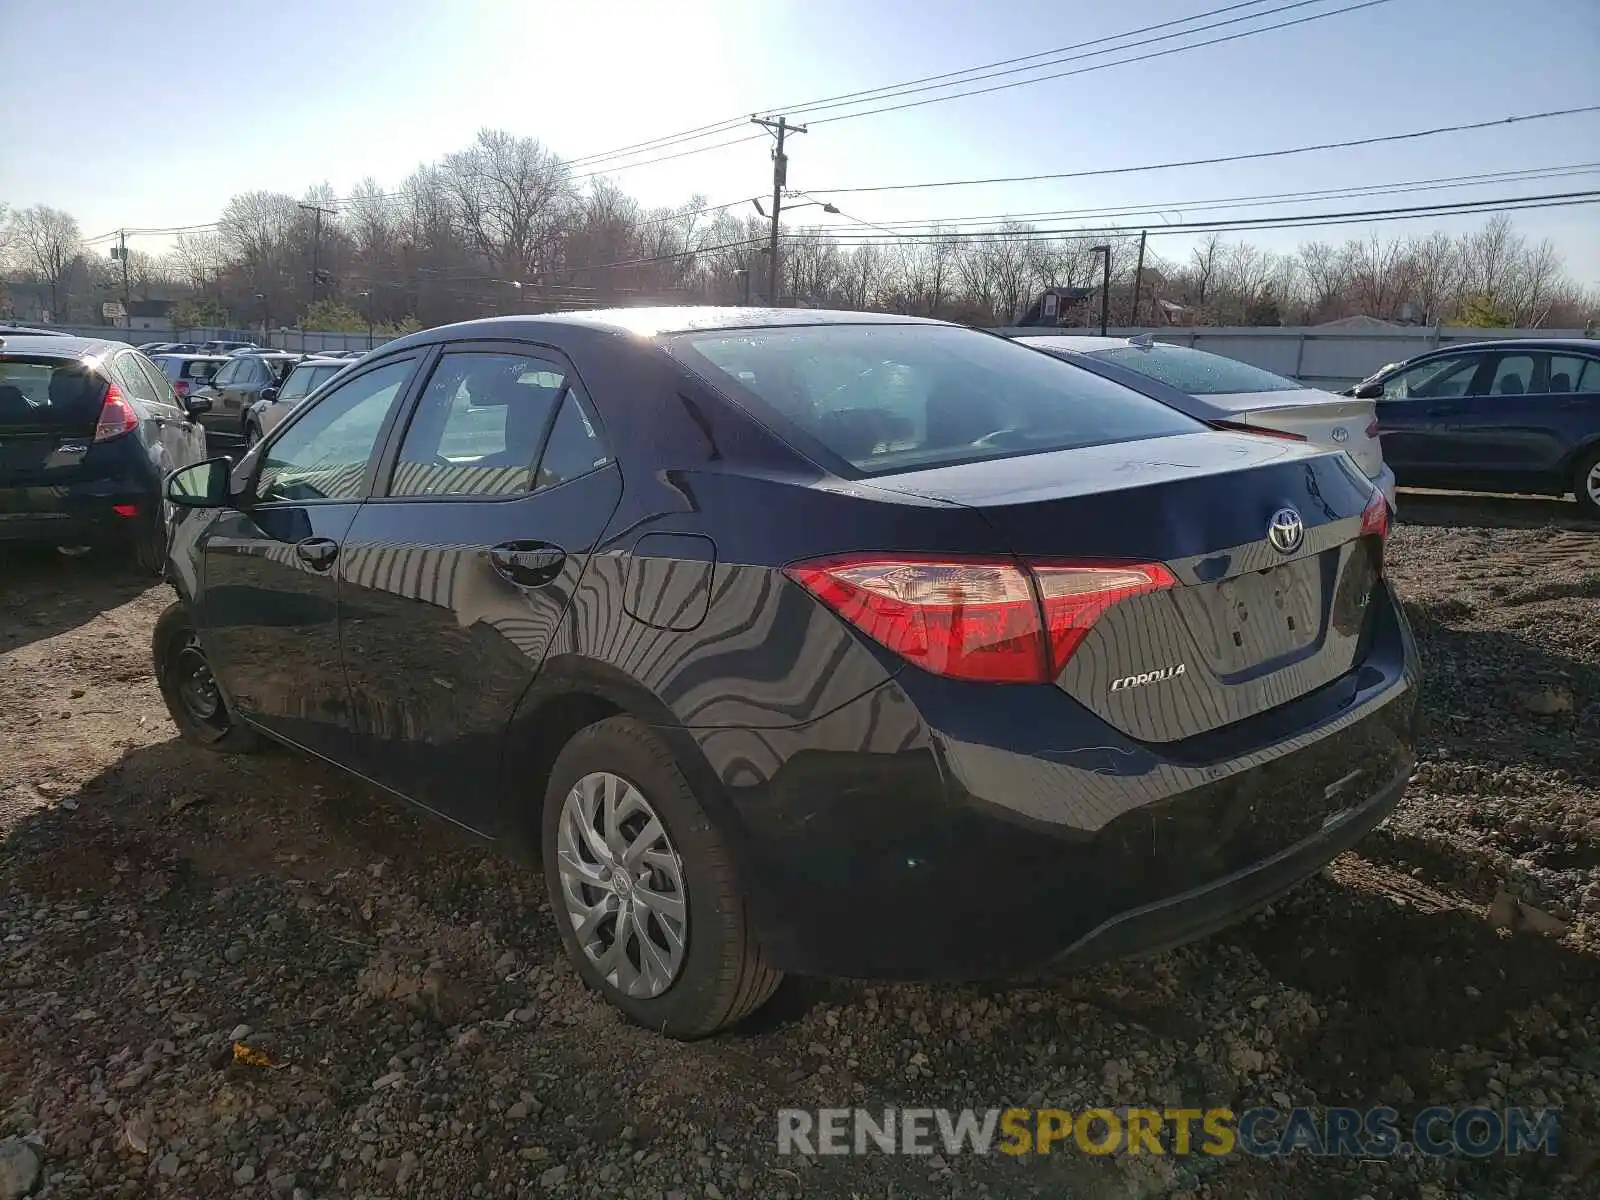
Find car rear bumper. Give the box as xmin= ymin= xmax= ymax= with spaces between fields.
xmin=685 ymin=578 xmax=1420 ymax=980
xmin=0 ymin=485 xmax=154 ymax=548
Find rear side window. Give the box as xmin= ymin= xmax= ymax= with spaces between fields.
xmin=1090 ymin=344 xmax=1302 ymax=396
xmin=184 ymin=359 xmax=222 ymax=382
xmin=671 ymin=324 xmax=1200 ymax=475
xmin=279 ymin=366 xmax=317 ymax=401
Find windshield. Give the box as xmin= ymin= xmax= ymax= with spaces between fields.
xmin=671 ymin=324 xmax=1200 ymax=475
xmin=1089 ymin=344 xmax=1303 ymax=396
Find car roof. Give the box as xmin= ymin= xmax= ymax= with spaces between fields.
xmin=380 ymin=306 xmax=948 ymax=354
xmin=0 ymin=334 xmax=131 ymax=360
xmin=1405 ymin=337 xmax=1600 ymax=358
xmin=1014 ymin=334 xmax=1145 ymax=352
xmin=153 ymin=352 xmax=228 ymax=361
xmin=293 ymin=356 xmax=348 ymax=367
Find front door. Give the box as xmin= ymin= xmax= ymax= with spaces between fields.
xmin=194 ymin=355 xmax=420 ymax=756
xmin=1374 ymin=351 xmax=1489 ymax=484
xmin=337 ymin=346 xmax=621 ymax=832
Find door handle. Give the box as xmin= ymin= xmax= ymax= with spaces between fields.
xmin=490 ymin=541 xmax=565 ymax=587
xmin=295 ymin=537 xmax=339 ymax=571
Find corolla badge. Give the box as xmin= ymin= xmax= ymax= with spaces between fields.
xmin=1110 ymin=664 xmax=1186 ymax=692
xmin=1267 ymin=507 xmax=1305 ymax=554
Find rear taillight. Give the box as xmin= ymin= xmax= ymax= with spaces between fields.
xmin=1365 ymin=417 xmax=1381 ymax=440
xmin=172 ymin=378 xmax=190 ymax=397
xmin=1360 ymin=488 xmax=1389 ymax=542
xmin=93 ymin=384 xmax=138 ymax=442
xmin=785 ymin=554 xmax=1176 ymax=683
xmin=1211 ymin=419 xmax=1306 ymax=442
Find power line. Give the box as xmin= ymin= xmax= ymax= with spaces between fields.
xmin=805 ymin=191 xmax=1600 ymax=246
xmin=799 ymin=163 xmax=1600 ymax=232
xmin=807 ymin=0 xmax=1395 ymax=126
xmin=811 ymin=105 xmax=1600 ymax=194
xmin=556 ymin=0 xmax=1320 ymax=170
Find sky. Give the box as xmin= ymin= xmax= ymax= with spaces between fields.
xmin=2 ymin=0 xmax=1598 ymax=285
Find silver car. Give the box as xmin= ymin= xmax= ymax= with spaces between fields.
xmin=244 ymin=356 xmax=351 ymax=448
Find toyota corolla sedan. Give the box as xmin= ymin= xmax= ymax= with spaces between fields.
xmin=1014 ymin=334 xmax=1398 ymax=509
xmin=155 ymin=308 xmax=1418 ymax=1038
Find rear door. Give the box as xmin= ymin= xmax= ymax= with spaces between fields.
xmin=1373 ymin=351 xmax=1490 ymax=482
xmin=196 ymin=357 xmax=243 ymax=434
xmin=194 ymin=354 xmax=422 ymax=756
xmin=336 ymin=343 xmax=622 ymax=832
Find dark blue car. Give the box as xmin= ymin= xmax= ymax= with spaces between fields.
xmin=0 ymin=334 xmax=212 ymax=570
xmin=1349 ymin=338 xmax=1600 ymax=517
xmin=154 ymin=309 xmax=1413 ymax=1038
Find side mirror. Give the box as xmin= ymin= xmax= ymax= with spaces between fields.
xmin=166 ymin=458 xmax=232 ymax=509
xmin=184 ymin=394 xmax=213 ymax=418
xmin=1352 ymin=381 xmax=1383 ymax=400
xmin=261 ymin=386 xmax=279 ymax=403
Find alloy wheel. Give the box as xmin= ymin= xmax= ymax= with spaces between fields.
xmin=555 ymin=771 xmax=688 ymax=999
xmin=1586 ymin=459 xmax=1600 ymax=507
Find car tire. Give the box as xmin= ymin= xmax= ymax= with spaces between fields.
xmin=132 ymin=513 xmax=168 ymax=577
xmin=244 ymin=422 xmax=261 ymax=453
xmin=152 ymin=602 xmax=262 ymax=753
xmin=1574 ymin=447 xmax=1600 ymax=520
xmin=541 ymin=715 xmax=781 ymax=1039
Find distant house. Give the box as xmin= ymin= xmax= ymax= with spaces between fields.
xmin=123 ymin=299 xmax=177 ymax=333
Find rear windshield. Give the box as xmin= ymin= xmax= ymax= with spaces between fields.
xmin=670 ymin=324 xmax=1200 ymax=475
xmin=1089 ymin=344 xmax=1302 ymax=396
xmin=0 ymin=358 xmax=107 ymax=431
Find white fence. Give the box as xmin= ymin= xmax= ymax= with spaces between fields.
xmin=992 ymin=325 xmax=1598 ymax=389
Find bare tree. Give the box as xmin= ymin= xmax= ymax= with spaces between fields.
xmin=8 ymin=205 xmax=81 ymax=320
xmin=1295 ymin=240 xmax=1350 ymax=321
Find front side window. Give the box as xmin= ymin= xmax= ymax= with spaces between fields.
xmin=671 ymin=323 xmax=1201 ymax=475
xmin=278 ymin=367 xmax=316 ymax=401
xmin=388 ymin=352 xmax=572 ymax=498
xmin=1383 ymin=355 xmax=1483 ymax=400
xmin=212 ymin=359 xmax=240 ymax=387
xmin=1088 ymin=344 xmax=1303 ymax=396
xmin=1578 ymin=359 xmax=1600 ymax=393
xmin=255 ymin=358 xmax=414 ymax=503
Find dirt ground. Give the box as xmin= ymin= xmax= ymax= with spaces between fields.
xmin=2 ymin=492 xmax=1597 ymax=1200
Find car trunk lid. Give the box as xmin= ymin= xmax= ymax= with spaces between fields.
xmin=0 ymin=357 xmax=113 ymax=484
xmin=1205 ymin=389 xmax=1384 ymax=478
xmin=870 ymin=430 xmax=1384 ymax=742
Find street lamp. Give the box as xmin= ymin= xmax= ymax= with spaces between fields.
xmin=751 ymin=196 xmax=840 ymax=307
xmin=253 ymin=292 xmax=268 ymax=345
xmin=1089 ymin=246 xmax=1111 ymax=337
xmin=358 ymin=290 xmax=373 ymax=350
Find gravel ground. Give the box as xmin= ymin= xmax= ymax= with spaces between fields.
xmin=1 ymin=493 xmax=1597 ymax=1200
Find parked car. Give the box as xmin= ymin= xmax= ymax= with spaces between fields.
xmin=244 ymin=356 xmax=350 ymax=446
xmin=149 ymin=353 xmax=229 ymax=405
xmin=200 ymin=340 xmax=258 ymax=354
xmin=0 ymin=333 xmax=210 ymax=571
xmin=1346 ymin=339 xmax=1600 ymax=517
xmin=155 ymin=308 xmax=1414 ymax=1038
xmin=0 ymin=324 xmax=67 ymax=337
xmin=1014 ymin=334 xmax=1398 ymax=508
xmin=138 ymin=341 xmax=176 ymax=353
xmin=189 ymin=351 xmax=302 ymax=439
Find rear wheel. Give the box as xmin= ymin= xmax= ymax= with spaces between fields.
xmin=1574 ymin=448 xmax=1600 ymax=520
xmin=541 ymin=716 xmax=781 ymax=1038
xmin=244 ymin=422 xmax=262 ymax=453
xmin=132 ymin=512 xmax=168 ymax=577
xmin=152 ymin=603 xmax=261 ymax=752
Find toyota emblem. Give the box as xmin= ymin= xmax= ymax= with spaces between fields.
xmin=1330 ymin=426 xmax=1349 ymax=443
xmin=1267 ymin=507 xmax=1304 ymax=555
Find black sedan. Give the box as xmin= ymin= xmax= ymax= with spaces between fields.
xmin=0 ymin=334 xmax=211 ymax=570
xmin=155 ymin=308 xmax=1417 ymax=1037
xmin=1349 ymin=338 xmax=1600 ymax=517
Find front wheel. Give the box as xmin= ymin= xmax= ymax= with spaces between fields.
xmin=1574 ymin=448 xmax=1600 ymax=520
xmin=152 ymin=603 xmax=261 ymax=752
xmin=244 ymin=422 xmax=261 ymax=453
xmin=541 ymin=716 xmax=781 ymax=1038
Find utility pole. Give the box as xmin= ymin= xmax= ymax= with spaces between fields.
xmin=1130 ymin=231 xmax=1147 ymax=327
xmin=299 ymin=202 xmax=336 ymax=306
xmin=117 ymin=230 xmax=130 ymax=308
xmin=1090 ymin=245 xmax=1111 ymax=337
xmin=751 ymin=115 xmax=806 ymax=307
